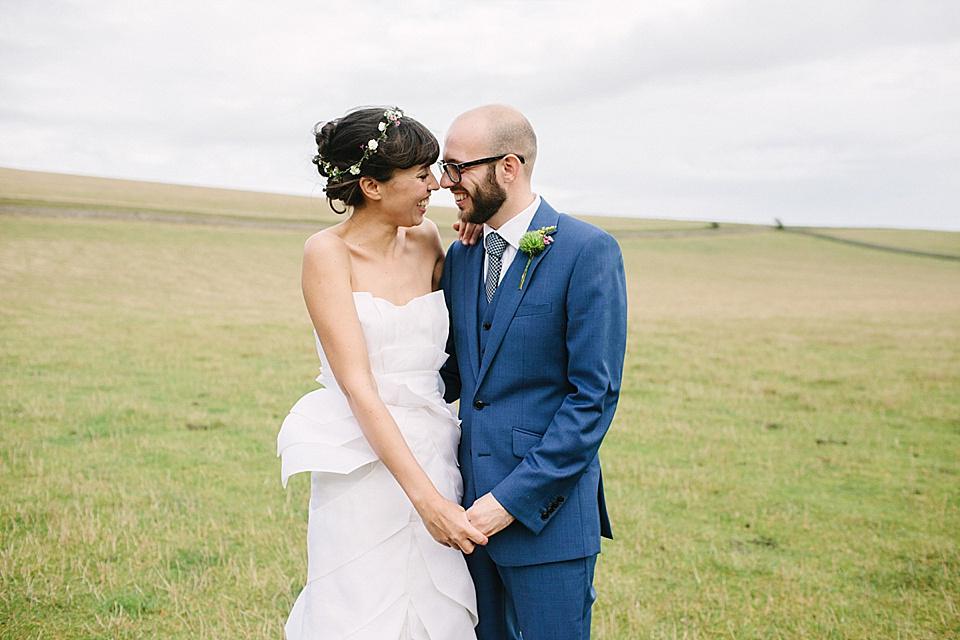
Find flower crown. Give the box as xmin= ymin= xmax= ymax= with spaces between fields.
xmin=317 ymin=107 xmax=404 ymax=184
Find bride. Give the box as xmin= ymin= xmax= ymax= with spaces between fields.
xmin=277 ymin=107 xmax=485 ymax=639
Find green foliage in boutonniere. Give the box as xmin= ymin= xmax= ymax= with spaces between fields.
xmin=517 ymin=225 xmax=557 ymax=289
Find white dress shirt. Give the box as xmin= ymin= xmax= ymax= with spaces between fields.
xmin=482 ymin=195 xmax=541 ymax=286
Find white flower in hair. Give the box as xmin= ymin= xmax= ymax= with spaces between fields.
xmin=316 ymin=107 xmax=404 ymax=185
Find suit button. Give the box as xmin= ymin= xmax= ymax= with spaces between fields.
xmin=557 ymin=496 xmax=564 ymax=504
xmin=482 ymin=322 xmax=491 ymax=330
xmin=541 ymin=512 xmax=549 ymax=521
xmin=473 ymin=400 xmax=485 ymax=410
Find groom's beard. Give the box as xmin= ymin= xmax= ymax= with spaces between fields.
xmin=462 ymin=166 xmax=507 ymax=225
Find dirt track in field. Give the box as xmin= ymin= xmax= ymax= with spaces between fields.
xmin=0 ymin=204 xmax=774 ymax=239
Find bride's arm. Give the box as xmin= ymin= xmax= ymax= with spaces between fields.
xmin=301 ymin=232 xmax=487 ymax=553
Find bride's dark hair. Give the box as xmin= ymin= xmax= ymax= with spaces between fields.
xmin=312 ymin=107 xmax=439 ymax=212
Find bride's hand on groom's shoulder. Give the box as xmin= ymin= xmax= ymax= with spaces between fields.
xmin=466 ymin=493 xmax=515 ymax=537
xmin=452 ymin=219 xmax=482 ymax=245
xmin=418 ymin=495 xmax=488 ymax=554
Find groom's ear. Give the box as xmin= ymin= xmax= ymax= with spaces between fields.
xmin=499 ymin=154 xmax=524 ymax=185
xmin=358 ymin=176 xmax=382 ymax=201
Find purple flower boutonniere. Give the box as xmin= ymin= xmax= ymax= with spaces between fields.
xmin=517 ymin=225 xmax=557 ymax=289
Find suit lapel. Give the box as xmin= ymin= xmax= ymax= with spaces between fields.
xmin=476 ymin=201 xmax=560 ymax=384
xmin=461 ymin=241 xmax=484 ymax=381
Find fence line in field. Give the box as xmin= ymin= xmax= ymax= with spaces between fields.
xmin=779 ymin=226 xmax=960 ymax=262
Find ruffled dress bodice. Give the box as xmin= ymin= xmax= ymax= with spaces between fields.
xmin=323 ymin=291 xmax=451 ymax=399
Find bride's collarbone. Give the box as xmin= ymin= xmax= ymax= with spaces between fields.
xmin=347 ymin=257 xmax=433 ymax=301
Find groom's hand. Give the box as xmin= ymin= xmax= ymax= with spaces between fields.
xmin=466 ymin=493 xmax=515 ymax=537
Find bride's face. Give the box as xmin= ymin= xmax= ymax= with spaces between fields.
xmin=378 ymin=164 xmax=440 ymax=227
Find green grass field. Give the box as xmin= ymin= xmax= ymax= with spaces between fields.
xmin=1 ymin=169 xmax=958 ymax=638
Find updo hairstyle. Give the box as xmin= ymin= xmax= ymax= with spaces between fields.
xmin=312 ymin=107 xmax=439 ymax=211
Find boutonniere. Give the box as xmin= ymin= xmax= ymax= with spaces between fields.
xmin=517 ymin=226 xmax=557 ymax=289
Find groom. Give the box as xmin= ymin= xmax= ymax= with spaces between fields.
xmin=439 ymin=105 xmax=628 ymax=640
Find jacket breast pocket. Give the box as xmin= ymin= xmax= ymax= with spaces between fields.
xmin=513 ymin=427 xmax=543 ymax=458
xmin=515 ymin=302 xmax=552 ymax=317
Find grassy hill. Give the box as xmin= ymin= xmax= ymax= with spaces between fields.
xmin=0 ymin=166 xmax=750 ymax=236
xmin=0 ymin=166 xmax=343 ymax=225
xmin=1 ymin=169 xmax=958 ymax=638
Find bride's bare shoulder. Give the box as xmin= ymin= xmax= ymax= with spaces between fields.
xmin=305 ymin=225 xmax=348 ymax=253
xmin=407 ymin=217 xmax=443 ymax=252
xmin=303 ymin=226 xmax=352 ymax=274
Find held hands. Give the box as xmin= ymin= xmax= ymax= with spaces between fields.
xmin=418 ymin=493 xmax=488 ymax=554
xmin=453 ymin=219 xmax=482 ymax=245
xmin=466 ymin=492 xmax=515 ymax=537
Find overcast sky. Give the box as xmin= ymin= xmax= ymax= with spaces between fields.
xmin=2 ymin=1 xmax=959 ymax=229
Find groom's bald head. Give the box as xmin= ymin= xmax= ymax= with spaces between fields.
xmin=450 ymin=105 xmax=537 ymax=177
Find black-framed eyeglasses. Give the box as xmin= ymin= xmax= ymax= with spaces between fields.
xmin=437 ymin=154 xmax=525 ymax=184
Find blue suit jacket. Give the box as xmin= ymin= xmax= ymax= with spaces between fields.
xmin=440 ymin=199 xmax=627 ymax=567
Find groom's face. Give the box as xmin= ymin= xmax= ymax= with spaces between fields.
xmin=441 ymin=119 xmax=506 ymax=226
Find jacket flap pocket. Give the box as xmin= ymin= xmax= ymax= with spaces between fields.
xmin=513 ymin=427 xmax=543 ymax=458
xmin=515 ymin=302 xmax=552 ymax=317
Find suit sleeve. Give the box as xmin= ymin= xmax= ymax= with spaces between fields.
xmin=492 ymin=231 xmax=627 ymax=535
xmin=439 ymin=245 xmax=462 ymax=404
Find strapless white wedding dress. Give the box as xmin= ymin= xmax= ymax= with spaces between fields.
xmin=278 ymin=290 xmax=477 ymax=640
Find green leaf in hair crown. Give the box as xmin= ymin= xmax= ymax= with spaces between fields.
xmin=517 ymin=225 xmax=556 ymax=289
